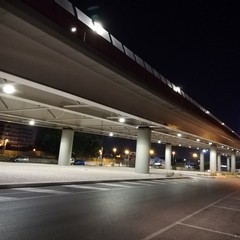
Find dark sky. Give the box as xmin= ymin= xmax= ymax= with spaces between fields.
xmin=71 ymin=0 xmax=240 ymax=133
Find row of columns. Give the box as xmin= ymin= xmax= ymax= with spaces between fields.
xmin=134 ymin=127 xmax=237 ymax=174
xmin=58 ymin=127 xmax=237 ymax=174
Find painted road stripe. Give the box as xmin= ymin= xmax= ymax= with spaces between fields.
xmin=64 ymin=185 xmax=109 ymax=191
xmin=13 ymin=187 xmax=68 ymax=194
xmin=141 ymin=189 xmax=240 ymax=240
xmin=179 ymin=222 xmax=240 ymax=238
xmin=121 ymin=181 xmax=152 ymax=186
xmin=96 ymin=183 xmax=132 ymax=188
xmin=0 ymin=196 xmax=18 ymax=202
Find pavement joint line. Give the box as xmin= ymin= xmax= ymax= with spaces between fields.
xmin=140 ymin=189 xmax=240 ymax=240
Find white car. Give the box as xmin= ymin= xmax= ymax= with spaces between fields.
xmin=13 ymin=156 xmax=29 ymax=163
xmin=150 ymin=157 xmax=165 ymax=168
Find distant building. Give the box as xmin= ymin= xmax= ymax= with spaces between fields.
xmin=0 ymin=121 xmax=36 ymax=150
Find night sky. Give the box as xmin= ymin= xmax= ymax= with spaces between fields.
xmin=71 ymin=0 xmax=240 ymax=134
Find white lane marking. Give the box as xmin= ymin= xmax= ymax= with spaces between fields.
xmin=0 ymin=196 xmax=18 ymax=202
xmin=137 ymin=181 xmax=160 ymax=185
xmin=151 ymin=180 xmax=167 ymax=184
xmin=141 ymin=189 xmax=240 ymax=240
xmin=212 ymin=205 xmax=240 ymax=212
xmin=121 ymin=181 xmax=152 ymax=186
xmin=63 ymin=184 xmax=109 ymax=191
xmin=12 ymin=187 xmax=68 ymax=194
xmin=179 ymin=222 xmax=240 ymax=238
xmin=96 ymin=182 xmax=132 ymax=188
xmin=140 ymin=180 xmax=167 ymax=185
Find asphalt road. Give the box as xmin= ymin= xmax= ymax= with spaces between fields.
xmin=0 ymin=177 xmax=239 ymax=240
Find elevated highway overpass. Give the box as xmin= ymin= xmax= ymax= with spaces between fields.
xmin=0 ymin=0 xmax=239 ymax=173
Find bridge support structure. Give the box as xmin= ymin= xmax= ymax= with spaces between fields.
xmin=210 ymin=145 xmax=217 ymax=174
xmin=58 ymin=128 xmax=74 ymax=166
xmin=200 ymin=151 xmax=205 ymax=172
xmin=165 ymin=143 xmax=172 ymax=170
xmin=135 ymin=127 xmax=151 ymax=174
xmin=231 ymin=152 xmax=236 ymax=173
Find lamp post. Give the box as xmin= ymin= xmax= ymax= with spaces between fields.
xmin=125 ymin=149 xmax=129 ymax=166
xmin=112 ymin=148 xmax=117 ymax=166
xmin=192 ymin=152 xmax=198 ymax=169
xmin=172 ymin=151 xmax=176 ymax=162
xmin=3 ymin=139 xmax=9 ymax=155
xmin=99 ymin=148 xmax=103 ymax=166
xmin=149 ymin=149 xmax=154 ymax=156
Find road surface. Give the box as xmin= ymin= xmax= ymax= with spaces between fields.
xmin=0 ymin=177 xmax=239 ymax=240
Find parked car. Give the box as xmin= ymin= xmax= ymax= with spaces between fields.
xmin=150 ymin=157 xmax=165 ymax=168
xmin=184 ymin=162 xmax=196 ymax=169
xmin=73 ymin=159 xmax=85 ymax=165
xmin=12 ymin=156 xmax=29 ymax=163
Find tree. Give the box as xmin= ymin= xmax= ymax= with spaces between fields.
xmin=34 ymin=127 xmax=61 ymax=155
xmin=73 ymin=132 xmax=101 ymax=158
xmin=35 ymin=127 xmax=101 ymax=158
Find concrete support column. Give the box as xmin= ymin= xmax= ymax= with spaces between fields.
xmin=135 ymin=127 xmax=151 ymax=174
xmin=217 ymin=154 xmax=221 ymax=172
xmin=227 ymin=156 xmax=230 ymax=171
xmin=58 ymin=128 xmax=74 ymax=166
xmin=200 ymin=151 xmax=204 ymax=172
xmin=165 ymin=143 xmax=172 ymax=170
xmin=231 ymin=152 xmax=236 ymax=173
xmin=210 ymin=145 xmax=217 ymax=173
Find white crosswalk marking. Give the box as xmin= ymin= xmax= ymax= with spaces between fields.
xmin=121 ymin=181 xmax=151 ymax=186
xmin=63 ymin=184 xmax=110 ymax=191
xmin=0 ymin=179 xmax=200 ymax=198
xmin=151 ymin=180 xmax=167 ymax=184
xmin=13 ymin=187 xmax=68 ymax=194
xmin=0 ymin=196 xmax=18 ymax=202
xmin=138 ymin=180 xmax=163 ymax=185
xmin=96 ymin=183 xmax=132 ymax=188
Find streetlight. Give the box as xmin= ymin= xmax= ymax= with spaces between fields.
xmin=3 ymin=139 xmax=9 ymax=155
xmin=149 ymin=149 xmax=154 ymax=156
xmin=98 ymin=148 xmax=103 ymax=166
xmin=112 ymin=148 xmax=117 ymax=166
xmin=192 ymin=153 xmax=198 ymax=158
xmin=125 ymin=149 xmax=129 ymax=166
xmin=172 ymin=151 xmax=176 ymax=162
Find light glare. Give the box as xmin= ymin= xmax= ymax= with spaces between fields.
xmin=3 ymin=84 xmax=15 ymax=94
xmin=71 ymin=27 xmax=77 ymax=32
xmin=93 ymin=21 xmax=104 ymax=35
xmin=29 ymin=120 xmax=35 ymax=125
xmin=119 ymin=118 xmax=125 ymax=123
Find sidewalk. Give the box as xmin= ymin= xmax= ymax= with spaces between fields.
xmin=0 ymin=162 xmax=211 ymax=189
